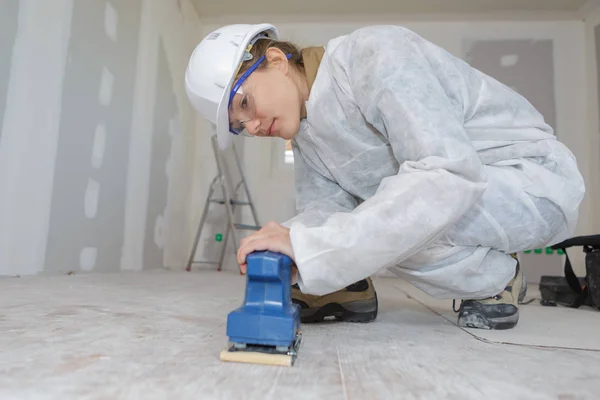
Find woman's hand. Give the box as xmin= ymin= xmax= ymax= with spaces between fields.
xmin=237 ymin=221 xmax=295 ymax=274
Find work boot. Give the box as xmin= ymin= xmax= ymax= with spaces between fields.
xmin=292 ymin=278 xmax=378 ymax=323
xmin=456 ymin=255 xmax=527 ymax=330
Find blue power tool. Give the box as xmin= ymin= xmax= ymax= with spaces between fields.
xmin=219 ymin=251 xmax=302 ymax=367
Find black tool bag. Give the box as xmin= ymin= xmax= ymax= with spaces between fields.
xmin=538 ymin=235 xmax=600 ymax=309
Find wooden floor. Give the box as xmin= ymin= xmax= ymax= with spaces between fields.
xmin=1 ymin=270 xmax=599 ymax=399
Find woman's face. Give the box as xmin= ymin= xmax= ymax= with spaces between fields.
xmin=228 ymin=48 xmax=304 ymax=140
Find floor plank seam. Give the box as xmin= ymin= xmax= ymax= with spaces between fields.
xmin=265 ymin=367 xmax=283 ymax=399
xmin=472 ymin=338 xmax=600 ymax=353
xmin=336 ymin=345 xmax=348 ymax=400
xmin=391 ymin=283 xmax=600 ymax=353
xmin=202 ymin=322 xmax=227 ymax=340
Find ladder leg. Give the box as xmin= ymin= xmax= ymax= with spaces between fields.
xmin=220 ymin=179 xmax=240 ymax=251
xmin=217 ymin=223 xmax=231 ymax=271
xmin=232 ymin=141 xmax=261 ymax=227
xmin=212 ymin=136 xmax=241 ymax=252
xmin=216 ymin=196 xmax=236 ymax=272
xmin=185 ymin=177 xmax=218 ymax=271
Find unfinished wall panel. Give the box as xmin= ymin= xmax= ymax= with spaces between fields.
xmin=463 ymin=39 xmax=557 ymax=133
xmin=44 ymin=0 xmax=141 ymax=273
xmin=0 ymin=0 xmax=19 ymax=141
xmin=595 ymin=24 xmax=600 ymax=130
xmin=143 ymin=38 xmax=177 ymax=270
xmin=0 ymin=0 xmax=200 ymax=276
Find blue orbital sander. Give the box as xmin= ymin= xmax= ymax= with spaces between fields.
xmin=219 ymin=251 xmax=302 ymax=367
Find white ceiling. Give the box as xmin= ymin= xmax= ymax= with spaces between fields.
xmin=190 ymin=0 xmax=589 ymax=18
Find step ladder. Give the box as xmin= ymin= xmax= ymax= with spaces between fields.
xmin=186 ymin=134 xmax=260 ymax=272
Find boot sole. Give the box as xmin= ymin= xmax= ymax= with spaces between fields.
xmin=298 ymin=296 xmax=378 ymax=323
xmin=457 ymin=310 xmax=519 ymax=330
xmin=458 ymin=271 xmax=527 ymax=330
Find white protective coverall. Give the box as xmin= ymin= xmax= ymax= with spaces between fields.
xmin=283 ymin=25 xmax=585 ymax=299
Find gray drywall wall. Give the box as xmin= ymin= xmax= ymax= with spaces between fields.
xmin=462 ymin=39 xmax=561 ymax=283
xmin=0 ymin=0 xmax=19 ymax=142
xmin=44 ymin=0 xmax=141 ymax=273
xmin=143 ymin=38 xmax=176 ymax=270
xmin=595 ymin=24 xmax=600 ymax=130
xmin=463 ymin=39 xmax=557 ymax=132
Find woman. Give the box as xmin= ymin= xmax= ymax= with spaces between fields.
xmin=185 ymin=24 xmax=585 ymax=330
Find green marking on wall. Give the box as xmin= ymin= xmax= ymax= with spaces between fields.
xmin=523 ymin=247 xmax=564 ymax=255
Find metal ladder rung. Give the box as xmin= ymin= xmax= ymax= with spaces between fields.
xmin=234 ymin=224 xmax=260 ymax=231
xmin=209 ymin=199 xmax=251 ymax=205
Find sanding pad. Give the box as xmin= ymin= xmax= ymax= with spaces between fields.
xmin=219 ymin=332 xmax=302 ymax=367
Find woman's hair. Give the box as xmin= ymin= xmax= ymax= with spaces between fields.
xmin=235 ymin=38 xmax=303 ymax=80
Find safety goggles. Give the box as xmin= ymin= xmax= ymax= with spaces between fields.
xmin=228 ymin=53 xmax=292 ymax=136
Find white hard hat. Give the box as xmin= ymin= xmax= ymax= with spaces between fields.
xmin=185 ymin=23 xmax=280 ymax=149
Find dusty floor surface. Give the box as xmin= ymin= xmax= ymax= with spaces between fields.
xmin=1 ymin=270 xmax=599 ymax=399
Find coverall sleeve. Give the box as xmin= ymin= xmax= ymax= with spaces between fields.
xmin=282 ymin=140 xmax=359 ymax=229
xmin=290 ymin=26 xmax=488 ymax=295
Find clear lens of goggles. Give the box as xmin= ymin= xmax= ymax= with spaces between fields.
xmin=228 ymin=89 xmax=255 ymax=136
